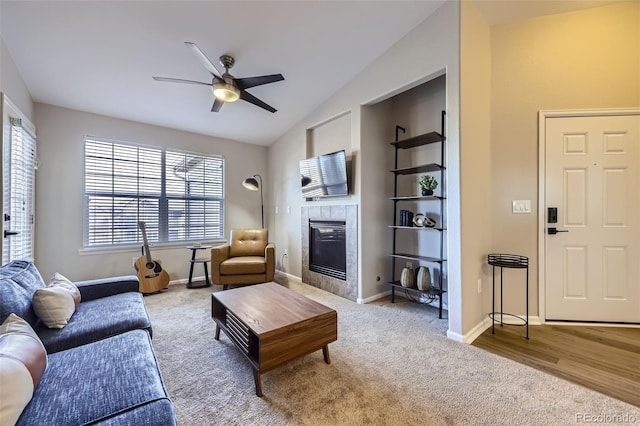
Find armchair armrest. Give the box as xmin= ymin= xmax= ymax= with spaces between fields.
xmin=75 ymin=275 xmax=140 ymax=301
xmin=265 ymin=243 xmax=275 ymax=281
xmin=211 ymin=244 xmax=230 ymax=284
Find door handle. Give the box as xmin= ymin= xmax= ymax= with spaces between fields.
xmin=4 ymin=230 xmax=19 ymax=238
xmin=547 ymin=227 xmax=568 ymax=235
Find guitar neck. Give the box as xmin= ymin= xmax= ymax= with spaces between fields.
xmin=138 ymin=222 xmax=154 ymax=263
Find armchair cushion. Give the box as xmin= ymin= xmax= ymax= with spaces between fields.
xmin=229 ymin=228 xmax=268 ymax=257
xmin=220 ymin=256 xmax=267 ymax=275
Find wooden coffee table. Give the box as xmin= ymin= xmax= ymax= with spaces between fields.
xmin=211 ymin=282 xmax=337 ymax=396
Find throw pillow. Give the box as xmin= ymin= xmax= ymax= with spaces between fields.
xmin=0 ymin=314 xmax=48 ymax=425
xmin=32 ymin=287 xmax=76 ymax=329
xmin=49 ymin=272 xmax=81 ymax=306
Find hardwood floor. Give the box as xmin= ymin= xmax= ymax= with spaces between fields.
xmin=472 ymin=323 xmax=640 ymax=408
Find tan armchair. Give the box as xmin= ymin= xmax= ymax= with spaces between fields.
xmin=211 ymin=228 xmax=275 ymax=290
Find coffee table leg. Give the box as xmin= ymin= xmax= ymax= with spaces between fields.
xmin=215 ymin=324 xmax=221 ymax=340
xmin=254 ymin=370 xmax=263 ymax=397
xmin=322 ymin=345 xmax=331 ymax=364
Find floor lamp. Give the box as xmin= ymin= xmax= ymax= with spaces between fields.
xmin=242 ymin=174 xmax=264 ymax=228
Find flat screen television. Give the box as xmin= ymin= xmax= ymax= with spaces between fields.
xmin=299 ymin=150 xmax=348 ymax=198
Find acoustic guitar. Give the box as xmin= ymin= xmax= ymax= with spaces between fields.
xmin=134 ymin=221 xmax=170 ymax=293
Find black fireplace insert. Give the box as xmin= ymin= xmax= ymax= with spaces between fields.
xmin=309 ymin=220 xmax=346 ymax=281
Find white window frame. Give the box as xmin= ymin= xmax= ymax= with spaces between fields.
xmin=83 ymin=136 xmax=224 ymax=249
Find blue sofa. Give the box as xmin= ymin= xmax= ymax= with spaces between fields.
xmin=0 ymin=260 xmax=176 ymax=425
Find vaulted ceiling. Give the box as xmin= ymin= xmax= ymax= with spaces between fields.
xmin=1 ymin=0 xmax=622 ymax=146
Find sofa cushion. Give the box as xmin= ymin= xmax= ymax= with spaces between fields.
xmin=17 ymin=329 xmax=176 ymax=426
xmin=35 ymin=292 xmax=152 ymax=353
xmin=0 ymin=260 xmax=46 ymax=326
xmin=0 ymin=314 xmax=48 ymax=426
xmin=75 ymin=275 xmax=139 ymax=302
xmin=32 ymin=286 xmax=77 ymax=329
xmin=220 ymin=256 xmax=267 ymax=275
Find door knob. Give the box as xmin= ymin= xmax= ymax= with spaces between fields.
xmin=547 ymin=227 xmax=568 ymax=235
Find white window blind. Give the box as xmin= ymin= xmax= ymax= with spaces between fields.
xmin=2 ymin=116 xmax=36 ymax=263
xmin=84 ymin=137 xmax=224 ymax=248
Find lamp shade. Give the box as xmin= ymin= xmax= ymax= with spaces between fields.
xmin=242 ymin=177 xmax=260 ymax=191
xmin=241 ymin=174 xmax=264 ymax=228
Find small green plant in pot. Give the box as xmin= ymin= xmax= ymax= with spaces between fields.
xmin=419 ymin=175 xmax=438 ymax=196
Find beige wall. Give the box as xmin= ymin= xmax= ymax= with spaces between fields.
xmin=268 ymin=1 xmax=463 ymax=332
xmin=34 ymin=103 xmax=268 ymax=281
xmin=460 ymin=0 xmax=492 ymax=334
xmin=490 ymin=1 xmax=640 ymax=318
xmin=1 ymin=38 xmax=34 ymax=122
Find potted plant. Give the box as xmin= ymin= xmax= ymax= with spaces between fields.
xmin=419 ymin=175 xmax=438 ymax=196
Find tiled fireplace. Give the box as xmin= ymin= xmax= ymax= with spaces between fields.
xmin=302 ymin=205 xmax=357 ymax=301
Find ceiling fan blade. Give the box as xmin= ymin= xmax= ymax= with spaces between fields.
xmin=211 ymin=98 xmax=224 ymax=112
xmin=153 ymin=76 xmax=212 ymax=86
xmin=235 ymin=74 xmax=285 ymax=90
xmin=239 ymin=90 xmax=277 ymax=113
xmin=184 ymin=42 xmax=223 ymax=78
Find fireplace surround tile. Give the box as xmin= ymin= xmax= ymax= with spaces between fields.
xmin=301 ymin=205 xmax=358 ymax=301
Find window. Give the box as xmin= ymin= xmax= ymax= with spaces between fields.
xmin=84 ymin=137 xmax=224 ymax=248
xmin=2 ymin=97 xmax=37 ymax=263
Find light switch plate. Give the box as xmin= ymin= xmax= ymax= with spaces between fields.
xmin=512 ymin=200 xmax=531 ymax=214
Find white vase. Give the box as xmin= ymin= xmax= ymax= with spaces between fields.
xmin=416 ymin=267 xmax=431 ymax=291
xmin=400 ymin=267 xmax=414 ymax=288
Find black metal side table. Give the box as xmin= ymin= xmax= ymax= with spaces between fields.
xmin=488 ymin=253 xmax=529 ymax=339
xmin=186 ymin=245 xmax=212 ymax=288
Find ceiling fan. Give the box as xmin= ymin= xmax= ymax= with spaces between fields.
xmin=153 ymin=42 xmax=284 ymax=113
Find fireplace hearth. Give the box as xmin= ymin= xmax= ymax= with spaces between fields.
xmin=309 ymin=220 xmax=346 ymax=281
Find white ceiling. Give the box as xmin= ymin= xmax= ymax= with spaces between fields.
xmin=1 ymin=1 xmax=624 ymax=146
xmin=1 ymin=0 xmax=445 ymax=146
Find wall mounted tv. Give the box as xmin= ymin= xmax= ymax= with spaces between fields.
xmin=299 ymin=150 xmax=349 ymax=199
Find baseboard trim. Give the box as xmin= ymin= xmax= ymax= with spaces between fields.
xmin=275 ymin=270 xmax=302 ymax=282
xmin=168 ymin=277 xmax=208 ymax=286
xmin=357 ymin=289 xmax=392 ymax=304
xmin=543 ymin=320 xmax=640 ymax=328
xmin=448 ymin=317 xmax=492 ymax=343
xmin=449 ymin=315 xmax=543 ymax=344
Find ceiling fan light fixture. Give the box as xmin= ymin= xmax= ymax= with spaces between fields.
xmin=212 ymin=82 xmax=240 ymax=102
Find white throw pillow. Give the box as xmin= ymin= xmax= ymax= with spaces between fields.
xmin=0 ymin=314 xmax=48 ymax=425
xmin=32 ymin=287 xmax=76 ymax=328
xmin=49 ymin=272 xmax=81 ymax=306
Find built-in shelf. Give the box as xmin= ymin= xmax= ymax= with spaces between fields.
xmin=389 ymin=111 xmax=447 ymax=319
xmin=389 ymin=195 xmax=446 ymax=201
xmin=388 ymin=225 xmax=446 ymax=231
xmin=388 ymin=281 xmax=448 ymax=296
xmin=391 ymin=163 xmax=444 ymax=175
xmin=390 ymin=131 xmax=444 ymax=149
xmin=389 ymin=253 xmax=446 ymax=263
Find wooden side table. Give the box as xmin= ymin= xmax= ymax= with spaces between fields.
xmin=186 ymin=245 xmax=212 ymax=288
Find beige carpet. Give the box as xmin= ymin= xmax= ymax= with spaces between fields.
xmin=143 ymin=274 xmax=640 ymax=425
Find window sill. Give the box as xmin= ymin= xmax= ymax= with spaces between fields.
xmin=78 ymin=240 xmax=227 ymax=256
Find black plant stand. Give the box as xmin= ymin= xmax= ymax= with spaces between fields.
xmin=186 ymin=245 xmax=212 ymax=288
xmin=488 ymin=253 xmax=529 ymax=339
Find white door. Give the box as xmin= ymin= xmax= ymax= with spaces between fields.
xmin=2 ymin=96 xmax=36 ymax=264
xmin=545 ymin=113 xmax=640 ymax=322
